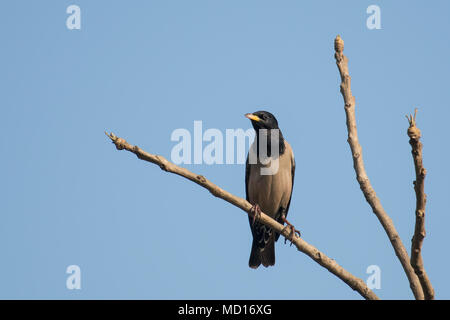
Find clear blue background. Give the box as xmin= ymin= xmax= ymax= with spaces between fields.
xmin=1 ymin=1 xmax=449 ymax=299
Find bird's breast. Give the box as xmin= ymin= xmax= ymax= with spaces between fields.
xmin=247 ymin=142 xmax=293 ymax=217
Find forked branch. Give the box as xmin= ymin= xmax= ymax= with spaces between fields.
xmin=334 ymin=35 xmax=424 ymax=300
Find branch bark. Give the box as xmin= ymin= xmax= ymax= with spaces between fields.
xmin=105 ymin=131 xmax=379 ymax=300
xmin=406 ymin=109 xmax=434 ymax=299
xmin=334 ymin=35 xmax=425 ymax=300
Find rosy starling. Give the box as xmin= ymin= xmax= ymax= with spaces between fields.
xmin=245 ymin=111 xmax=297 ymax=268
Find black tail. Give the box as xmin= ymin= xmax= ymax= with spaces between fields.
xmin=248 ymin=236 xmax=275 ymax=269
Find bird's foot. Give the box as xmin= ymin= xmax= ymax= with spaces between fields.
xmin=250 ymin=204 xmax=262 ymax=226
xmin=281 ymin=216 xmax=301 ymax=246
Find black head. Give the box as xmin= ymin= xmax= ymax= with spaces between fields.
xmin=245 ymin=110 xmax=285 ymax=156
xmin=245 ymin=111 xmax=280 ymax=131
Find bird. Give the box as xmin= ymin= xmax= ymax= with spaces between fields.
xmin=244 ymin=111 xmax=298 ymax=269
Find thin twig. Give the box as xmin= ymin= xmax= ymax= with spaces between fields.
xmin=406 ymin=109 xmax=435 ymax=299
xmin=105 ymin=131 xmax=379 ymax=300
xmin=334 ymin=35 xmax=424 ymax=300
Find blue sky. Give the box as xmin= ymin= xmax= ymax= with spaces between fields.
xmin=1 ymin=1 xmax=449 ymax=299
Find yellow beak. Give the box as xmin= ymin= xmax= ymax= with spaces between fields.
xmin=245 ymin=113 xmax=261 ymax=122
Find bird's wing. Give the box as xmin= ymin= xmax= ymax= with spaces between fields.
xmin=246 ymin=154 xmax=272 ymax=244
xmin=245 ymin=155 xmax=257 ymax=238
xmin=285 ymin=152 xmax=296 ymax=219
xmin=275 ymin=147 xmax=295 ymax=241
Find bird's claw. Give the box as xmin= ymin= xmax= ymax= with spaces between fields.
xmin=281 ymin=216 xmax=301 ymax=246
xmin=283 ymin=226 xmax=301 ymax=246
xmin=250 ymin=204 xmax=262 ymax=226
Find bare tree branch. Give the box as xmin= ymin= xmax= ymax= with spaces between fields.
xmin=406 ymin=109 xmax=435 ymax=300
xmin=105 ymin=131 xmax=379 ymax=300
xmin=333 ymin=35 xmax=425 ymax=300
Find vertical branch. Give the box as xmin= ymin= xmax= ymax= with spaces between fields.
xmin=334 ymin=36 xmax=425 ymax=300
xmin=406 ymin=109 xmax=435 ymax=299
